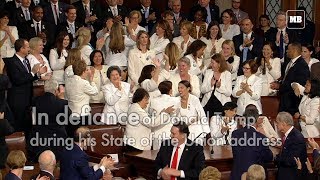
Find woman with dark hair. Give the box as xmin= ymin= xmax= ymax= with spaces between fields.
xmin=150 ymin=19 xmax=171 ymax=55
xmin=176 ymin=80 xmax=210 ymax=144
xmin=294 ymin=79 xmax=320 ymax=138
xmin=232 ymin=59 xmax=262 ymax=115
xmin=89 ymin=50 xmax=109 ymax=103
xmin=124 ymin=88 xmax=174 ymax=151
xmin=0 ymin=11 xmax=18 ymax=58
xmin=191 ymin=6 xmax=208 ymax=39
xmin=301 ymin=44 xmax=319 ymax=70
xmin=200 ymin=21 xmax=225 ymax=61
xmin=254 ymin=14 xmax=277 ymax=41
xmin=210 ymin=102 xmax=237 ymax=146
xmin=96 ymin=17 xmax=114 ymax=40
xmin=184 ymin=39 xmax=207 ymax=77
xmin=219 ymin=9 xmax=240 ymax=40
xmin=49 ymin=32 xmax=71 ymax=84
xmin=0 ymin=74 xmax=14 ymax=169
xmin=102 ymin=66 xmax=132 ymax=125
xmin=201 ymin=54 xmax=232 ymax=108
xmin=256 ymin=42 xmax=281 ymax=96
xmin=172 ymin=21 xmax=195 ymax=56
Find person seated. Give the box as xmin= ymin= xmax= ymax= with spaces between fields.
xmin=199 ymin=166 xmax=221 ymax=180
xmin=30 ymin=150 xmax=56 ymax=180
xmin=60 ymin=126 xmax=115 ymax=180
xmin=241 ymin=164 xmax=266 ymax=180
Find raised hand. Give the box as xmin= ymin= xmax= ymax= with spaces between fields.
xmin=294 ymin=157 xmax=302 ymax=170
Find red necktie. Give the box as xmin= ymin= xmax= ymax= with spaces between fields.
xmin=170 ymin=146 xmax=179 ymax=180
xmin=282 ymin=136 xmax=286 ymax=148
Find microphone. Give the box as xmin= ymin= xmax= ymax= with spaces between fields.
xmin=192 ymin=132 xmax=208 ymax=144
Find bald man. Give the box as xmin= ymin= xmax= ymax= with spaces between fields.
xmin=31 ymin=150 xmax=56 ymax=180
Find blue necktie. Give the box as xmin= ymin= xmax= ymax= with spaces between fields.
xmin=242 ymin=35 xmax=249 ymax=62
xmin=279 ymin=31 xmax=284 ymax=59
xmin=23 ymin=59 xmax=30 ymax=73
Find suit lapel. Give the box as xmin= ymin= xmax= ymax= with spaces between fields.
xmin=14 ymin=55 xmax=29 ymax=73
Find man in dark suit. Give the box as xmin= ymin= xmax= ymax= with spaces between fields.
xmin=274 ymin=112 xmax=307 ymax=180
xmin=5 ymin=0 xmax=21 ymax=22
xmin=60 ymin=126 xmax=115 ymax=180
xmin=11 ymin=0 xmax=32 ymax=28
xmin=270 ymin=43 xmax=310 ymax=115
xmin=155 ymin=121 xmax=205 ymax=180
xmin=294 ymin=6 xmax=315 ymax=45
xmin=233 ymin=18 xmax=263 ymax=75
xmin=189 ymin=0 xmax=219 ymax=24
xmin=19 ymin=5 xmax=55 ymax=56
xmin=43 ymin=0 xmax=68 ymax=27
xmin=30 ymin=150 xmax=56 ymax=180
xmin=29 ymin=79 xmax=70 ymax=161
xmin=230 ymin=108 xmax=273 ymax=180
xmin=134 ymin=0 xmax=159 ymax=33
xmin=4 ymin=39 xmax=47 ymax=132
xmin=101 ymin=0 xmax=129 ymax=23
xmin=172 ymin=0 xmax=187 ymax=25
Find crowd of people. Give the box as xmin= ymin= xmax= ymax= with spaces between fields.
xmin=1 ymin=0 xmax=320 ymax=179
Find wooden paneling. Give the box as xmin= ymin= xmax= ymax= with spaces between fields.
xmin=314 ymin=0 xmax=320 ymax=42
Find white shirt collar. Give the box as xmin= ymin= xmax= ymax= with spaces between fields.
xmin=41 ymin=170 xmax=54 ymax=177
xmin=16 ymin=54 xmax=25 ymax=64
xmin=21 ymin=6 xmax=29 ymax=11
xmin=243 ymin=31 xmax=252 ymax=39
xmin=51 ymin=1 xmax=58 ymax=6
xmin=284 ymin=126 xmax=294 ymax=138
xmin=67 ymin=20 xmax=75 ymax=25
xmin=109 ymin=5 xmax=117 ymax=9
xmin=291 ymin=55 xmax=301 ymax=64
xmin=33 ymin=19 xmax=41 ymax=24
xmin=141 ymin=5 xmax=149 ymax=10
xmin=277 ymin=28 xmax=286 ymax=33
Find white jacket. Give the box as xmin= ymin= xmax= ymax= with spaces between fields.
xmin=210 ymin=115 xmax=237 ymax=146
xmin=299 ymin=95 xmax=320 ymax=137
xmin=169 ymin=73 xmax=200 ymax=98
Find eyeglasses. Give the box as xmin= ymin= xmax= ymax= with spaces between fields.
xmin=242 ymin=67 xmax=251 ymax=70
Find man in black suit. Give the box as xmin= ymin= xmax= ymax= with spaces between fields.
xmin=172 ymin=0 xmax=187 ymax=25
xmin=5 ymin=39 xmax=47 ymax=132
xmin=101 ymin=0 xmax=129 ymax=23
xmin=30 ymin=150 xmax=56 ymax=180
xmin=43 ymin=0 xmax=68 ymax=27
xmin=270 ymin=43 xmax=310 ymax=115
xmin=11 ymin=0 xmax=32 ymax=28
xmin=155 ymin=121 xmax=205 ymax=180
xmin=58 ymin=5 xmax=82 ymax=48
xmin=19 ymin=5 xmax=54 ymax=56
xmin=134 ymin=0 xmax=159 ymax=33
xmin=29 ymin=79 xmax=70 ymax=161
xmin=274 ymin=112 xmax=307 ymax=180
xmin=189 ymin=0 xmax=219 ymax=24
xmin=5 ymin=0 xmax=21 ymax=23
xmin=233 ymin=18 xmax=263 ymax=75
xmin=294 ymin=6 xmax=315 ymax=45
xmin=230 ymin=108 xmax=273 ymax=180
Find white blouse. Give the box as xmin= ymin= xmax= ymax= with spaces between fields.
xmin=227 ymin=55 xmax=240 ymax=82
xmin=49 ymin=48 xmax=68 ymax=84
xmin=0 ymin=26 xmax=19 ymax=58
xmin=149 ymin=33 xmax=170 ymax=54
xmin=219 ymin=24 xmax=240 ymax=40
xmin=90 ymin=65 xmax=110 ymax=103
xmin=307 ymin=58 xmax=319 ymax=70
xmin=169 ymin=73 xmax=201 ymax=98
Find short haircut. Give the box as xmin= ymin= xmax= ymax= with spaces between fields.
xmin=276 ymin=112 xmax=294 ymax=126
xmin=65 ymin=4 xmax=77 ymax=13
xmin=206 ymin=21 xmax=222 ymax=39
xmin=14 ymin=38 xmax=27 ymax=52
xmin=132 ymin=88 xmax=149 ymax=103
xmin=158 ymin=81 xmax=172 ymax=94
xmin=301 ymin=43 xmax=315 ymax=54
xmin=199 ymin=166 xmax=221 ymax=180
xmin=222 ymin=39 xmax=236 ymax=56
xmin=246 ymin=164 xmax=266 ymax=180
xmin=74 ymin=126 xmax=90 ymax=142
xmin=221 ymin=9 xmax=237 ymax=24
xmin=223 ymin=102 xmax=238 ymax=112
xmin=44 ymin=79 xmax=59 ymax=94
xmin=243 ymin=108 xmax=259 ymax=125
xmin=38 ymin=150 xmax=56 ymax=171
xmin=172 ymin=121 xmax=190 ymax=137
xmin=72 ymin=60 xmax=87 ymax=76
xmin=29 ymin=37 xmax=43 ymax=51
xmin=129 ymin=10 xmax=142 ymax=23
xmin=179 ymin=20 xmax=193 ymax=35
xmin=193 ymin=6 xmax=207 ymax=22
xmin=107 ymin=66 xmax=121 ymax=79
xmin=290 ymin=42 xmax=302 ymax=53
xmin=89 ymin=50 xmax=105 ymax=66
xmin=243 ymin=59 xmax=259 ymax=74
xmin=259 ymin=14 xmax=270 ymax=21
xmin=211 ymin=53 xmax=228 ymax=73
xmin=6 ymin=150 xmax=26 ymax=169
xmin=163 ymin=10 xmax=174 ymax=18
xmin=178 ymin=56 xmax=191 ymax=66
xmin=32 ymin=5 xmax=42 ymax=12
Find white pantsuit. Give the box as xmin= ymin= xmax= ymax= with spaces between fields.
xmin=299 ymin=95 xmax=320 ymax=138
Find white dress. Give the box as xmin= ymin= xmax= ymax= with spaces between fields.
xmin=0 ymin=26 xmax=19 ymax=58
xmin=49 ymin=48 xmax=67 ymax=84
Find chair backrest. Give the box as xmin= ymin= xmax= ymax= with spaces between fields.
xmin=5 ymin=132 xmax=26 ymax=155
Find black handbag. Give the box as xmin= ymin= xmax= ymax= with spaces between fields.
xmin=203 ymin=83 xmax=223 ymax=119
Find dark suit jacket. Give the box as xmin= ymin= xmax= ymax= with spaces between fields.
xmin=4 ymin=55 xmax=38 ymax=131
xmin=5 ymin=1 xmax=20 ymax=23
xmin=73 ymin=1 xmax=101 ymax=27
xmin=29 ymin=92 xmax=70 ymax=161
xmin=43 ymin=2 xmax=68 ymax=26
xmin=0 ymin=111 xmax=14 ymax=169
xmin=295 ymin=20 xmax=315 ymax=45
xmin=230 ymin=126 xmax=273 ymax=180
xmin=4 ymin=172 xmax=20 ymax=180
xmin=60 ymin=143 xmax=104 ymax=180
xmin=57 ymin=21 xmax=82 ymax=43
xmin=189 ymin=4 xmax=220 ymax=23
xmin=30 ymin=170 xmax=55 ymax=180
xmin=233 ymin=32 xmax=264 ymax=75
xmin=275 ymin=128 xmax=307 ymax=180
xmin=134 ymin=5 xmax=159 ymax=34
xmin=155 ymin=139 xmax=205 ymax=180
xmin=11 ymin=7 xmax=30 ymax=28
xmin=279 ymin=56 xmax=310 ymax=115
xmin=101 ymin=5 xmax=129 ymax=23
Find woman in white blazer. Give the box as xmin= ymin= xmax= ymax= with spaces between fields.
xmin=149 ymin=20 xmax=171 ymax=55
xmin=102 ymin=66 xmax=132 ymax=125
xmin=65 ymin=60 xmax=98 ymax=117
xmin=256 ymin=42 xmax=281 ymax=96
xmin=172 ymin=21 xmax=195 ymax=56
xmin=221 ymin=40 xmax=240 ymax=82
xmin=138 ymin=62 xmax=162 ymax=99
xmin=232 ymin=59 xmax=263 ymax=115
xmin=49 ymin=32 xmax=71 ymax=84
xmin=149 ymin=81 xmax=179 ymax=150
xmin=200 ymin=21 xmax=225 ymax=62
xmin=175 ymin=80 xmax=210 ymax=145
xmin=219 ymin=9 xmax=240 ymax=40
xmin=89 ymin=50 xmax=109 ymax=103
xmin=128 ymin=31 xmax=156 ymax=86
xmin=184 ymin=40 xmax=207 ymax=78
xmin=124 ymin=88 xmax=174 ymax=151
xmin=210 ymin=102 xmax=238 ymax=146
xmin=294 ymin=79 xmax=320 ymax=138
xmin=201 ymin=54 xmax=232 ymax=107
xmin=0 ymin=11 xmax=18 ymax=58
xmin=170 ymin=57 xmax=200 ymax=98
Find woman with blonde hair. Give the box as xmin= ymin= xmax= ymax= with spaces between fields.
xmin=27 ymin=37 xmax=52 ymax=85
xmin=104 ymin=21 xmax=135 ymax=68
xmin=163 ymin=42 xmax=180 ymax=73
xmin=172 ymin=21 xmax=195 ymax=56
xmin=126 ymin=10 xmax=146 ymax=37
xmin=221 ymin=39 xmax=240 ymax=82
xmin=199 ymin=166 xmax=221 ymax=180
xmin=4 ymin=150 xmax=27 ymax=179
xmin=64 ymin=48 xmax=82 ymax=79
